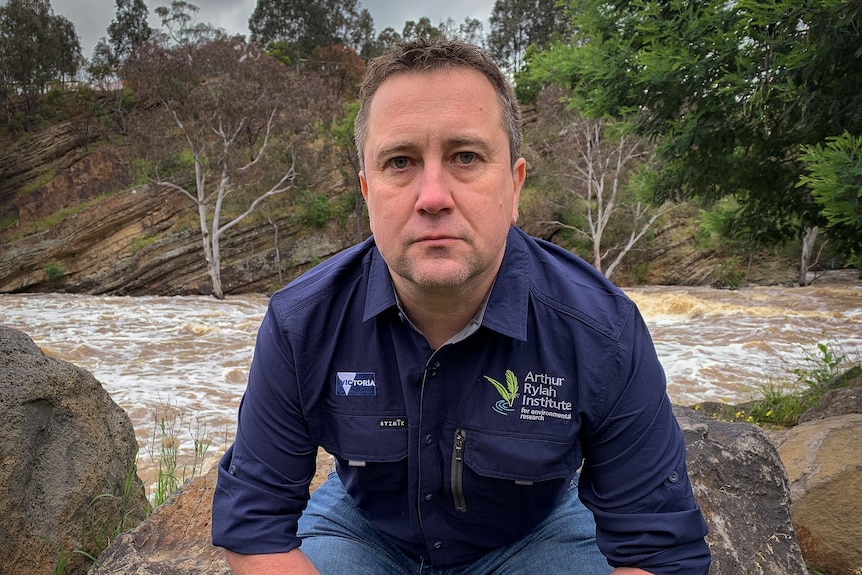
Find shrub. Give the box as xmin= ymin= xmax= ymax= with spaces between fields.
xmin=44 ymin=260 xmax=65 ymax=281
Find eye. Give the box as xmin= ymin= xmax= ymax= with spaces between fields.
xmin=455 ymin=152 xmax=478 ymax=165
xmin=388 ymin=156 xmax=411 ymax=170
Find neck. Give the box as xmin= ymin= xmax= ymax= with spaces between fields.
xmin=393 ymin=279 xmax=491 ymax=350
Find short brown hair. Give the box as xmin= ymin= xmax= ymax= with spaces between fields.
xmin=354 ymin=39 xmax=522 ymax=170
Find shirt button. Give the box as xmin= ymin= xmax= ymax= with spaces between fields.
xmin=433 ymin=541 xmax=444 ymax=550
xmin=668 ymin=471 xmax=679 ymax=483
xmin=425 ymin=493 xmax=434 ymax=501
xmin=424 ymin=434 xmax=434 ymax=445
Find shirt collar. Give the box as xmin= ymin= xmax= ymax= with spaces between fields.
xmin=362 ymin=227 xmax=530 ymax=342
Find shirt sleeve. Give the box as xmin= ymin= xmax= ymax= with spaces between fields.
xmin=578 ymin=306 xmax=711 ymax=575
xmin=211 ymin=306 xmax=317 ymax=554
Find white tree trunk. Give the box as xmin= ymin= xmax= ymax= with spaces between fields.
xmin=799 ymin=226 xmax=819 ymax=287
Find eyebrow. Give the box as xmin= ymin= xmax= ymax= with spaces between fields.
xmin=374 ymin=137 xmax=495 ymax=165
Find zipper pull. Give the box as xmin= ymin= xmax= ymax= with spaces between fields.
xmin=452 ymin=428 xmax=467 ymax=513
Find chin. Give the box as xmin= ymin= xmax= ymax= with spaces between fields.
xmin=413 ymin=267 xmax=475 ymax=289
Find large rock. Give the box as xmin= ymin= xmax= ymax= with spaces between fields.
xmin=88 ymin=466 xmax=230 ymax=575
xmin=673 ymin=405 xmax=808 ymax=575
xmin=90 ymin=451 xmax=334 ymax=574
xmin=0 ymin=326 xmax=149 ymax=575
xmin=93 ymin=406 xmax=804 ymax=574
xmin=770 ymin=414 xmax=862 ymax=575
xmin=797 ymin=367 xmax=862 ymax=424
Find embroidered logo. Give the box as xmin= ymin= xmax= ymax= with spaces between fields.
xmin=336 ymin=372 xmax=376 ymax=396
xmin=378 ymin=417 xmax=406 ymax=429
xmin=484 ymin=369 xmax=519 ymax=415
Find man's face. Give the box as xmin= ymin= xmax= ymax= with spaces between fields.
xmin=359 ymin=68 xmax=526 ymax=295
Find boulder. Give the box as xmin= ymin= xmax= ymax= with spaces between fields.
xmin=93 ymin=407 xmax=804 ymax=575
xmin=673 ymin=405 xmax=808 ymax=575
xmin=89 ymin=449 xmax=333 ymax=574
xmin=88 ymin=466 xmax=230 ymax=575
xmin=770 ymin=414 xmax=862 ymax=575
xmin=0 ymin=326 xmax=149 ymax=575
xmin=798 ymin=367 xmax=862 ymax=424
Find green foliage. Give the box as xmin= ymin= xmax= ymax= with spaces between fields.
xmin=107 ymin=0 xmax=152 ymax=64
xmin=488 ymin=0 xmax=569 ymax=75
xmin=0 ymin=212 xmax=18 ymax=233
xmin=799 ymin=131 xmax=862 ymax=268
xmin=296 ymin=190 xmax=335 ymax=228
xmin=51 ymin=451 xmax=149 ymax=573
xmin=249 ymin=0 xmax=373 ymax=58
xmin=401 ymin=17 xmax=446 ymax=42
xmin=26 ymin=192 xmax=117 ymax=235
xmin=747 ymin=343 xmax=856 ymax=428
xmin=44 ymin=260 xmax=65 ymax=281
xmin=148 ymin=400 xmax=212 ymax=507
xmin=130 ymin=234 xmax=159 ymax=254
xmin=19 ymin=168 xmax=58 ymax=197
xmin=523 ymin=0 xmax=862 ymax=254
xmin=0 ymin=0 xmax=82 ymax=94
xmin=129 ymin=156 xmax=154 ymax=185
xmin=153 ymin=1 xmax=219 ymax=47
xmin=709 ymin=260 xmax=746 ymax=290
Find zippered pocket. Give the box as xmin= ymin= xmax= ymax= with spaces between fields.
xmin=451 ymin=428 xmax=467 ymax=512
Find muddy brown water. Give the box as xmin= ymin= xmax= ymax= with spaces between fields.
xmin=2 ymin=275 xmax=859 ymax=497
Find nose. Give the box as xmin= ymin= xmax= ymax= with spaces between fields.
xmin=415 ymin=161 xmax=454 ymax=215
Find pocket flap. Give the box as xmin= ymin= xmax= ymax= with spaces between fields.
xmin=312 ymin=411 xmax=408 ymax=462
xmin=463 ymin=430 xmax=579 ymax=483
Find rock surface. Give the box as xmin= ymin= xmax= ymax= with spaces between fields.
xmin=88 ymin=466 xmax=230 ymax=575
xmin=0 ymin=326 xmax=149 ymax=575
xmin=0 ymin=105 xmax=805 ymax=297
xmin=0 ymin=121 xmax=359 ymax=297
xmin=89 ymin=451 xmax=334 ymax=575
xmin=797 ymin=368 xmax=862 ymax=424
xmin=771 ymin=414 xmax=862 ymax=575
xmin=674 ymin=405 xmax=808 ymax=575
xmin=91 ymin=406 xmax=807 ymax=574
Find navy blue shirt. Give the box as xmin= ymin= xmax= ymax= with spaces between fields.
xmin=212 ymin=227 xmax=710 ymax=573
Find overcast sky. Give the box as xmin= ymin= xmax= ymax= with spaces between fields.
xmin=50 ymin=0 xmax=497 ymax=59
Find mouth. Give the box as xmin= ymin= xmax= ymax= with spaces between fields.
xmin=414 ymin=235 xmax=460 ymax=247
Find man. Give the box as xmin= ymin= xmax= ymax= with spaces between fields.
xmin=212 ymin=39 xmax=710 ymax=574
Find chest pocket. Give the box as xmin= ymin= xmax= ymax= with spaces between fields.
xmin=310 ymin=411 xmax=408 ymax=492
xmin=463 ymin=428 xmax=580 ymax=481
xmin=446 ymin=425 xmax=581 ymax=521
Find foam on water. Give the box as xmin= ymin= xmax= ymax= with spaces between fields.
xmin=2 ymin=284 xmax=860 ymax=493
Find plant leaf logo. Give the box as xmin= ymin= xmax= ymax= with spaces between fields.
xmin=485 ymin=369 xmax=518 ymax=415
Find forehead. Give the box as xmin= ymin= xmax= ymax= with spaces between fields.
xmin=374 ymin=68 xmax=499 ymax=112
xmin=366 ymin=68 xmax=503 ymax=134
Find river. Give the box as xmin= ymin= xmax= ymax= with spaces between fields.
xmin=1 ymin=277 xmax=860 ymax=495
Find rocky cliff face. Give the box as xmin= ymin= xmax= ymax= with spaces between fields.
xmin=0 ymin=121 xmax=361 ymax=296
xmin=0 ymin=118 xmax=800 ymax=296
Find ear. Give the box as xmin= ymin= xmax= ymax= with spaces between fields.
xmin=359 ymin=171 xmax=374 ymax=232
xmin=511 ymin=157 xmax=526 ymax=225
xmin=359 ymin=170 xmax=369 ymax=202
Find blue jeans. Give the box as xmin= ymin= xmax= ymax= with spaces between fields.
xmin=297 ymin=473 xmax=612 ymax=575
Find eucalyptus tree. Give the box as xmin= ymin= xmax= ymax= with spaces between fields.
xmin=249 ymin=0 xmax=372 ymax=59
xmin=123 ymin=34 xmax=336 ymax=298
xmin=401 ymin=17 xmax=446 ymax=42
xmin=525 ymin=87 xmax=671 ymax=280
xmin=88 ymin=0 xmax=152 ymax=136
xmin=109 ymin=0 xmax=152 ymax=64
xmin=525 ymin=0 xmax=862 ymax=283
xmin=0 ymin=0 xmax=82 ymax=96
xmin=488 ymin=0 xmax=568 ymax=74
xmin=439 ymin=17 xmax=486 ymax=47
